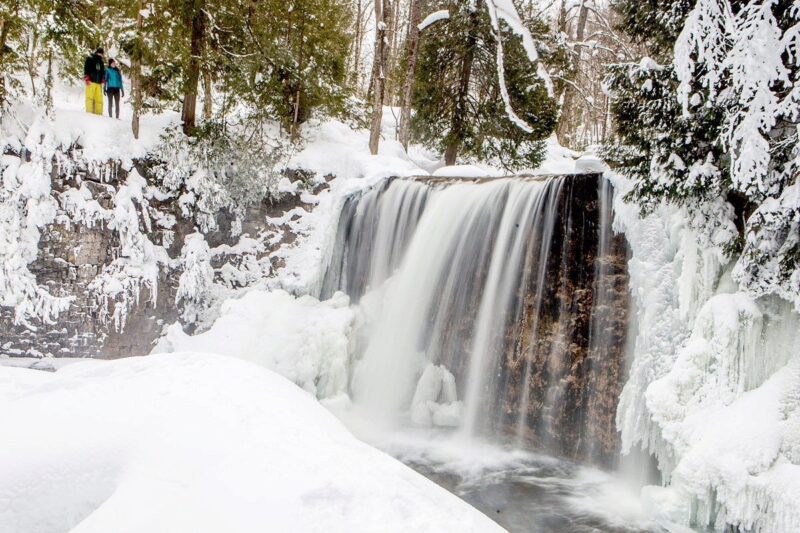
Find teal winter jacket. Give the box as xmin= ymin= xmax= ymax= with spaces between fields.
xmin=105 ymin=67 xmax=123 ymax=90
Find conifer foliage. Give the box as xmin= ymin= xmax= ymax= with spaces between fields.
xmin=410 ymin=1 xmax=558 ymax=170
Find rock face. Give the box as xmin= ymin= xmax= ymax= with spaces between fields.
xmin=0 ymin=149 xmax=319 ymax=359
xmin=495 ymin=177 xmax=630 ymax=466
xmin=322 ymin=174 xmax=630 ymax=467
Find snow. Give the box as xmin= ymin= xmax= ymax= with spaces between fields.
xmin=0 ymin=353 xmax=503 ymax=532
xmin=418 ymin=9 xmax=449 ymax=31
xmin=0 ymin=81 xmax=177 ymax=329
xmin=410 ymin=363 xmax=463 ymax=428
xmin=89 ymin=169 xmax=170 ymax=330
xmin=175 ymin=233 xmax=215 ymax=324
xmin=668 ymin=0 xmax=800 ymax=308
xmin=532 ymin=135 xmax=582 ymax=174
xmin=483 ymin=0 xmax=553 ymax=96
xmin=573 ymin=155 xmax=608 ymax=173
xmin=432 ymin=165 xmax=503 ymax=178
xmin=153 ymin=289 xmax=355 ymax=399
xmin=14 ymin=81 xmax=179 ymax=166
xmin=0 ymin=133 xmax=72 ymax=326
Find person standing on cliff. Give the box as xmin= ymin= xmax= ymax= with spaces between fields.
xmin=83 ymin=47 xmax=105 ymax=115
xmin=104 ymin=59 xmax=124 ymax=119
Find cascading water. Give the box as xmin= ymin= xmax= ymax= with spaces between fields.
xmin=322 ymin=174 xmax=629 ymax=466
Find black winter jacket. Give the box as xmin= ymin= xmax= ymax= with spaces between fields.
xmin=84 ymin=54 xmax=105 ymax=84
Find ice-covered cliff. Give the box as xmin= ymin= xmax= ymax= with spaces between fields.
xmin=611 ymin=175 xmax=800 ymax=532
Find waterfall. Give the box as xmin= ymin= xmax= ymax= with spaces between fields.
xmin=323 ymin=175 xmax=628 ymax=465
xmin=320 ymin=178 xmax=429 ymax=302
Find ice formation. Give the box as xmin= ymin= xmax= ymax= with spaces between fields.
xmin=154 ymin=289 xmax=355 ymax=399
xmin=610 ymin=173 xmax=800 ymax=532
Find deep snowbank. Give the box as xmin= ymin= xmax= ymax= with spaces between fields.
xmin=0 ymin=353 xmax=503 ymax=533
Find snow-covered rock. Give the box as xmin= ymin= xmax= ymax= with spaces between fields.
xmin=574 ymin=155 xmax=608 ymax=174
xmin=432 ymin=165 xmax=503 ymax=178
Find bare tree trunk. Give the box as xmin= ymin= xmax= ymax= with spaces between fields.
xmin=0 ymin=17 xmax=7 ymax=108
xmin=385 ymin=0 xmax=402 ymax=103
xmin=351 ymin=0 xmax=364 ymax=89
xmin=181 ymin=0 xmax=206 ymax=135
xmin=368 ymin=0 xmax=392 ymax=155
xmin=290 ymin=15 xmax=307 ymax=140
xmin=44 ymin=50 xmax=53 ymax=117
xmin=398 ymin=0 xmax=421 ymax=150
xmin=131 ymin=0 xmax=143 ymax=140
xmin=444 ymin=8 xmax=478 ymax=166
xmin=556 ymin=0 xmax=588 ymax=147
xmin=26 ymin=31 xmax=38 ymax=97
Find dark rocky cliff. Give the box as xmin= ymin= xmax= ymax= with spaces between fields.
xmin=0 ymin=148 xmax=322 ymax=359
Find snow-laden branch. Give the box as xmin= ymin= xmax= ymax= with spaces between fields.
xmin=483 ymin=0 xmax=554 ymax=96
xmin=674 ymin=0 xmax=732 ymax=115
xmin=482 ymin=0 xmax=554 ymax=134
xmin=418 ymin=10 xmax=449 ymax=31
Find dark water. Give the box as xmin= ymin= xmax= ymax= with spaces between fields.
xmin=338 ymin=407 xmax=666 ymax=533
xmin=404 ymin=454 xmax=663 ymax=533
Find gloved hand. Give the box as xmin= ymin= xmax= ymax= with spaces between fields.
xmin=84 ymin=75 xmax=91 ymax=86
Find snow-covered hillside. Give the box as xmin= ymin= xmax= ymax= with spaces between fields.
xmin=0 ymin=352 xmax=503 ymax=533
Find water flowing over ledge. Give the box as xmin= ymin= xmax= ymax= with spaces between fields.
xmin=321 ymin=173 xmax=629 ymax=466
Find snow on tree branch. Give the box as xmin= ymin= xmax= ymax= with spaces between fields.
xmin=482 ymin=0 xmax=554 ymax=134
xmin=418 ymin=10 xmax=449 ymax=31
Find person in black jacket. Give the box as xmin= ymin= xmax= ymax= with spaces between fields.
xmin=83 ymin=48 xmax=105 ymax=115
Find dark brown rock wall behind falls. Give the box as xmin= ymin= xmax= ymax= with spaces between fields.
xmin=493 ymin=176 xmax=630 ymax=467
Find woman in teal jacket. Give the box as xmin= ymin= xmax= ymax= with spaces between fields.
xmin=104 ymin=59 xmax=124 ymax=119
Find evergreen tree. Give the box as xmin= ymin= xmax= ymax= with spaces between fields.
xmin=605 ymin=0 xmax=800 ymax=310
xmin=0 ymin=0 xmax=101 ymax=110
xmin=210 ymin=0 xmax=352 ymax=136
xmin=410 ymin=1 xmax=557 ymax=169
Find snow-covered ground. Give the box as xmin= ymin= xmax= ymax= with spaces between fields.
xmin=0 ymin=352 xmax=503 ymax=533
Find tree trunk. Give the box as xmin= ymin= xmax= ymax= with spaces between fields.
xmin=202 ymin=65 xmax=212 ymax=120
xmin=352 ymin=0 xmax=363 ymax=90
xmin=556 ymin=0 xmax=589 ymax=147
xmin=131 ymin=0 xmax=143 ymax=140
xmin=26 ymin=31 xmax=38 ymax=97
xmin=444 ymin=8 xmax=478 ymax=166
xmin=398 ymin=0 xmax=422 ymax=150
xmin=385 ymin=0 xmax=402 ymax=103
xmin=368 ymin=0 xmax=392 ymax=155
xmin=44 ymin=50 xmax=53 ymax=118
xmin=181 ymin=0 xmax=206 ymax=135
xmin=0 ymin=16 xmax=8 ymax=107
xmin=290 ymin=16 xmax=306 ymax=140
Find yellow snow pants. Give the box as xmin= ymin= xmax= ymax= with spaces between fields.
xmin=85 ymin=82 xmax=103 ymax=115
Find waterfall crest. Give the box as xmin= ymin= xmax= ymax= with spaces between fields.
xmin=323 ymin=175 xmax=629 ymax=465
